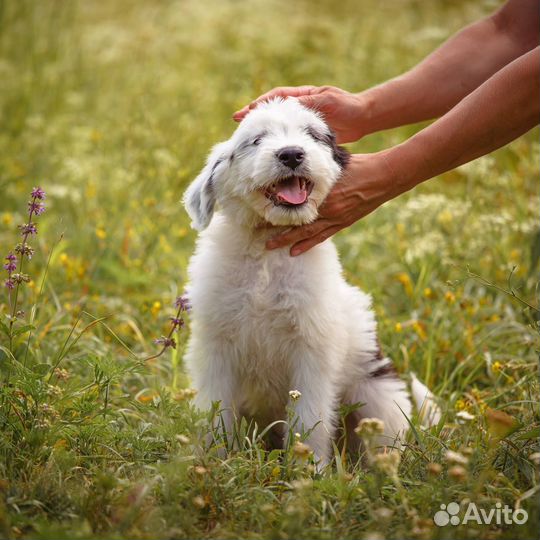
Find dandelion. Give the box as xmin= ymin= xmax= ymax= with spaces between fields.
xmin=289 ymin=389 xmax=302 ymax=401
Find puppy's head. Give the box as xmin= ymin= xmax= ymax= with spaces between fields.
xmin=184 ymin=98 xmax=349 ymax=230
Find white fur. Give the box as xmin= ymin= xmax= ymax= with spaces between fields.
xmin=183 ymin=99 xmax=438 ymax=466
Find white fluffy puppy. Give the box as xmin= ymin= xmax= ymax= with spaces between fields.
xmin=183 ymin=98 xmax=438 ymax=465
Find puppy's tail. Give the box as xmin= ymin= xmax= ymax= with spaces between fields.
xmin=410 ymin=373 xmax=441 ymax=427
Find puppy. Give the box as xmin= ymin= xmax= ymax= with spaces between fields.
xmin=183 ymin=98 xmax=438 ymax=466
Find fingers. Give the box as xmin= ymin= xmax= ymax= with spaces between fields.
xmin=289 ymin=225 xmax=342 ymax=256
xmin=266 ymin=220 xmax=328 ymax=250
xmin=233 ymin=86 xmax=318 ymax=121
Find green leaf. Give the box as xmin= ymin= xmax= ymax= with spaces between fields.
xmin=32 ymin=363 xmax=51 ymax=376
xmin=516 ymin=427 xmax=540 ymax=440
xmin=0 ymin=320 xmax=9 ymax=337
xmin=12 ymin=324 xmax=36 ymax=337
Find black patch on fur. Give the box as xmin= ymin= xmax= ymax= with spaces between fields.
xmin=370 ymin=362 xmax=397 ymax=378
xmin=306 ymin=126 xmax=350 ymax=169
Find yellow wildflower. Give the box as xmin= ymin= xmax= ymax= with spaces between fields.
xmin=95 ymin=227 xmax=107 ymax=240
xmin=444 ymin=291 xmax=456 ymax=304
xmin=396 ymin=272 xmax=413 ymax=297
xmin=150 ymin=301 xmax=162 ymax=317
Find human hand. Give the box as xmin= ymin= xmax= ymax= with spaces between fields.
xmin=266 ymin=152 xmax=400 ymax=256
xmin=233 ymin=85 xmax=366 ymax=144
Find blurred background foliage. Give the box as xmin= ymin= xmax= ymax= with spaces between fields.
xmin=0 ymin=1 xmax=538 ymax=539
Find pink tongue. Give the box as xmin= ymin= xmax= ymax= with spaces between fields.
xmin=276 ymin=177 xmax=307 ymax=205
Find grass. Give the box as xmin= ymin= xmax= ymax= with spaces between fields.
xmin=0 ymin=0 xmax=538 ymax=538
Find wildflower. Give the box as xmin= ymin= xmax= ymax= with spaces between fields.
xmin=175 ymin=295 xmax=190 ymax=311
xmin=3 ymin=253 xmax=17 ymax=272
xmin=412 ymin=320 xmax=427 ymax=341
xmin=394 ymin=322 xmax=402 ymax=333
xmin=19 ymin=223 xmax=37 ymax=236
xmin=445 ymin=450 xmax=469 ymax=466
xmin=95 ymin=227 xmax=107 ymax=239
xmin=293 ymin=440 xmax=312 ymax=459
xmin=455 ymin=398 xmax=468 ymax=411
xmin=15 ymin=243 xmax=34 ymax=259
xmin=192 ymin=495 xmax=206 ymax=509
xmin=456 ymin=410 xmax=475 ymax=423
xmin=396 ymin=272 xmax=413 ymax=297
xmin=31 ymin=187 xmax=46 ymax=200
xmin=11 ymin=273 xmax=30 ymax=284
xmin=1 ymin=212 xmax=13 ymax=226
xmin=289 ymin=389 xmax=302 ymax=401
xmin=4 ymin=279 xmax=15 ymax=290
xmin=153 ymin=336 xmax=176 ymax=349
xmin=448 ymin=465 xmax=467 ymax=482
xmin=150 ymin=300 xmax=162 ymax=317
xmin=27 ymin=200 xmax=45 ymax=215
xmin=291 ymin=478 xmax=312 ymax=490
xmin=54 ymin=367 xmax=70 ymax=381
xmin=444 ymin=291 xmax=456 ymax=304
xmin=374 ymin=449 xmax=401 ymax=476
xmin=170 ymin=316 xmax=185 ymax=330
xmin=491 ymin=361 xmax=503 ymax=373
xmin=174 ymin=388 xmax=197 ymax=400
xmin=423 ymin=287 xmax=433 ymax=298
xmin=426 ymin=462 xmax=442 ymax=476
xmin=354 ymin=417 xmax=385 ymax=439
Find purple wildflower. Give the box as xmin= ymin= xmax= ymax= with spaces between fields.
xmin=19 ymin=223 xmax=37 ymax=236
xmin=3 ymin=253 xmax=17 ymax=273
xmin=28 ymin=201 xmax=46 ymax=216
xmin=4 ymin=278 xmax=15 ymax=290
xmin=31 ymin=187 xmax=46 ymax=200
xmin=153 ymin=336 xmax=177 ymax=349
xmin=175 ymin=295 xmax=191 ymax=311
xmin=170 ymin=317 xmax=185 ymax=330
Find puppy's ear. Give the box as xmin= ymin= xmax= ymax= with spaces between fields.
xmin=184 ymin=141 xmax=232 ymax=231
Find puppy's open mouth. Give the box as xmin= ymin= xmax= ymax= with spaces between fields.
xmin=263 ymin=176 xmax=314 ymax=207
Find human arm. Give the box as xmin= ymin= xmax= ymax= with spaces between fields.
xmin=234 ymin=0 xmax=540 ymax=143
xmin=268 ymin=47 xmax=540 ymax=255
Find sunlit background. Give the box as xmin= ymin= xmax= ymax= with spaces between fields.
xmin=0 ymin=1 xmax=538 ymax=538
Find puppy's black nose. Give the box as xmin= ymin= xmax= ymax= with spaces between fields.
xmin=277 ymin=146 xmax=305 ymax=169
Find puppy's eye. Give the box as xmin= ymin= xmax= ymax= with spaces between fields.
xmin=253 ymin=136 xmax=262 ymax=146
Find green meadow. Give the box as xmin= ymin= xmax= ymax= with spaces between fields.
xmin=0 ymin=0 xmax=538 ymax=538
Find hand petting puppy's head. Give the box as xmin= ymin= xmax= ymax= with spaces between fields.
xmin=184 ymin=98 xmax=349 ymax=230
